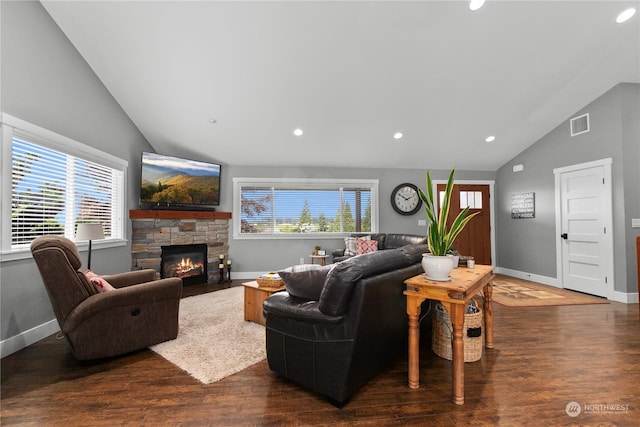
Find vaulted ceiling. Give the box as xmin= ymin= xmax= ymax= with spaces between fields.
xmin=41 ymin=1 xmax=639 ymax=171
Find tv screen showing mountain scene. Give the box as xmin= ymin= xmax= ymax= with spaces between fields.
xmin=140 ymin=152 xmax=221 ymax=207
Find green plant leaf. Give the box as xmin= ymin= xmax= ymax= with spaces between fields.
xmin=418 ymin=169 xmax=479 ymax=256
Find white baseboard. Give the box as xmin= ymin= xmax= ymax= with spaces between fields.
xmin=493 ymin=267 xmax=638 ymax=304
xmin=493 ymin=267 xmax=560 ymax=288
xmin=1 ymin=319 xmax=60 ymax=358
xmin=232 ymin=271 xmax=272 ymax=280
xmin=613 ymin=290 xmax=639 ymax=304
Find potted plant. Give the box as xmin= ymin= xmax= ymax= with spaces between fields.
xmin=314 ymin=245 xmax=321 ymax=255
xmin=418 ymin=169 xmax=479 ymax=280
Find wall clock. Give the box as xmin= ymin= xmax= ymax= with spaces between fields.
xmin=391 ymin=183 xmax=422 ymax=215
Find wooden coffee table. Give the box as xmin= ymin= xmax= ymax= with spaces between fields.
xmin=242 ymin=281 xmax=285 ymax=325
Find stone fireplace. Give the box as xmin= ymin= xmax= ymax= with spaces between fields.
xmin=130 ymin=210 xmax=231 ymax=284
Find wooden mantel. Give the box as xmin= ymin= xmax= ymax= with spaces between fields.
xmin=129 ymin=209 xmax=232 ymax=220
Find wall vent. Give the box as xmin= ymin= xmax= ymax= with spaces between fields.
xmin=570 ymin=113 xmax=590 ymax=137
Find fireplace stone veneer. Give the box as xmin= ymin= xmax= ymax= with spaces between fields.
xmin=130 ymin=210 xmax=231 ymax=284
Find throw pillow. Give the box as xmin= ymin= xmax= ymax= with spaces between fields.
xmin=355 ymin=237 xmax=378 ymax=255
xmin=281 ymin=264 xmax=323 ymax=273
xmin=84 ymin=269 xmax=115 ymax=293
xmin=344 ymin=235 xmax=370 ymax=256
xmin=279 ymin=264 xmax=332 ymax=301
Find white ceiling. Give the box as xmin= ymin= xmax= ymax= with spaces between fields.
xmin=41 ymin=1 xmax=640 ymax=171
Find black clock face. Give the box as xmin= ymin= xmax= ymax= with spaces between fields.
xmin=391 ymin=183 xmax=422 ymax=215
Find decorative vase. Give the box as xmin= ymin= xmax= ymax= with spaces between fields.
xmin=422 ymin=253 xmax=455 ymax=281
xmin=451 ymin=254 xmax=460 ymax=269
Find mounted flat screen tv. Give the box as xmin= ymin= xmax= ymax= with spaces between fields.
xmin=140 ymin=152 xmax=221 ymax=210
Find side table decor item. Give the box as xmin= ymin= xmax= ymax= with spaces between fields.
xmin=218 ymin=254 xmax=232 ymax=284
xmin=418 ymin=169 xmax=480 ymax=281
xmin=256 ymin=272 xmax=284 ymax=288
xmin=432 ymin=300 xmax=483 ymax=362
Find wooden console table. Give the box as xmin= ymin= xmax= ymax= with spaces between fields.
xmin=404 ymin=265 xmax=495 ymax=405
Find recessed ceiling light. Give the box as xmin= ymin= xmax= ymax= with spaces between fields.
xmin=616 ymin=8 xmax=636 ymax=24
xmin=485 ymin=135 xmax=496 ymax=143
xmin=209 ymin=119 xmax=217 ymax=124
xmin=293 ymin=128 xmax=303 ymax=136
xmin=469 ymin=0 xmax=486 ymax=11
xmin=393 ymin=132 xmax=403 ymax=140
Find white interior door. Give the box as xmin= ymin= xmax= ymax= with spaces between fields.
xmin=556 ymin=160 xmax=613 ymax=298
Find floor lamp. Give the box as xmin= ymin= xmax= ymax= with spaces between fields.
xmin=76 ymin=223 xmax=104 ymax=270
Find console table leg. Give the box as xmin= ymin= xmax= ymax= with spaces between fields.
xmin=406 ymin=295 xmax=422 ymax=389
xmin=484 ymin=281 xmax=494 ymax=349
xmin=450 ymin=303 xmax=465 ymax=405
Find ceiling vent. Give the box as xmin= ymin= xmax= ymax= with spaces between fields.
xmin=570 ymin=113 xmax=590 ymax=137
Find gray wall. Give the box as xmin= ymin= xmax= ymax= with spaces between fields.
xmin=224 ymin=166 xmax=494 ymax=273
xmin=620 ymin=84 xmax=640 ymax=294
xmin=495 ymin=83 xmax=640 ymax=293
xmin=0 ymin=1 xmax=155 ymax=343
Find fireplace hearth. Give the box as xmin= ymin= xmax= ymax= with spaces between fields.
xmin=161 ymin=244 xmax=208 ymax=286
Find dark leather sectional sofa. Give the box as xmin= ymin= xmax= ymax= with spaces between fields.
xmin=331 ymin=233 xmax=427 ymax=263
xmin=263 ymin=243 xmax=429 ymax=406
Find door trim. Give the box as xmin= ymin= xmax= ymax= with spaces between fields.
xmin=553 ymin=158 xmax=614 ymax=299
xmin=431 ymin=179 xmax=495 ymax=268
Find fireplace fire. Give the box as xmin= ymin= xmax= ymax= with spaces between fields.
xmin=161 ymin=244 xmax=208 ymax=286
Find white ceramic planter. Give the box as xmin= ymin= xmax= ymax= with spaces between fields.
xmin=421 ymin=253 xmax=455 ymax=281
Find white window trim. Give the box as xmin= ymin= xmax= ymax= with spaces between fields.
xmin=1 ymin=114 xmax=128 ymax=261
xmin=233 ymin=177 xmax=379 ymax=240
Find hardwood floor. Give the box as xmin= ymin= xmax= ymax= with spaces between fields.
xmin=2 ymin=278 xmax=639 ymax=426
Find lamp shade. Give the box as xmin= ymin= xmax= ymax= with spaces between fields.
xmin=76 ymin=223 xmax=105 ymax=241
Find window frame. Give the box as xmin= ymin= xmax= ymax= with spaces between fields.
xmin=1 ymin=114 xmax=128 ymax=261
xmin=233 ymin=177 xmax=379 ymax=240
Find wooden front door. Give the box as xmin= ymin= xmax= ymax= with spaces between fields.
xmin=437 ymin=184 xmax=491 ymax=265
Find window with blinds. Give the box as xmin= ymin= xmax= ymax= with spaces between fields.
xmin=234 ymin=178 xmax=378 ymax=238
xmin=2 ymin=114 xmax=127 ymax=253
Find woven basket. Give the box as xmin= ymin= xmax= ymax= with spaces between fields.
xmin=256 ymin=273 xmax=284 ymax=288
xmin=432 ymin=300 xmax=483 ymax=362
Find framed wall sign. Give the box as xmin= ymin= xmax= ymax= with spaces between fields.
xmin=511 ymin=192 xmax=535 ymax=219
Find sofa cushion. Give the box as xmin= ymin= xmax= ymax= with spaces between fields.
xmin=318 ymin=248 xmax=415 ymax=316
xmin=279 ymin=264 xmax=333 ymax=301
xmin=368 ymin=233 xmax=387 ymax=250
xmin=355 ymin=237 xmax=378 ymax=255
xmin=400 ymin=244 xmax=430 ymax=264
xmin=84 ymin=270 xmax=115 ymax=293
xmin=344 ymin=235 xmax=370 ymax=256
xmin=384 ymin=233 xmax=427 ymax=249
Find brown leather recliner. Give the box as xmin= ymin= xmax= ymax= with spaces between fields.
xmin=30 ymin=235 xmax=182 ymax=360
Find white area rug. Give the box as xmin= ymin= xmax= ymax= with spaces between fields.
xmin=150 ymin=286 xmax=266 ymax=384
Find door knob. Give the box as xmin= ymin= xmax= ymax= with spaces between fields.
xmin=561 ymin=233 xmax=568 ymax=240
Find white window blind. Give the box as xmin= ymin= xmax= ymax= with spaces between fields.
xmin=234 ymin=178 xmax=378 ymax=238
xmin=11 ymin=138 xmax=123 ymax=247
xmin=2 ymin=114 xmax=127 ymax=254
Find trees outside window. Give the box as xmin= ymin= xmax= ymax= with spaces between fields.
xmin=235 ymin=178 xmax=378 ymax=238
xmin=2 ymin=115 xmax=126 ymax=252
